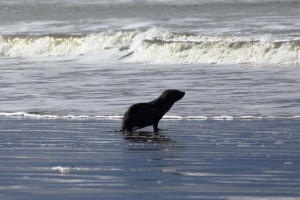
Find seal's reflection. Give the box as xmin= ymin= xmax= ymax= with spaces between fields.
xmin=122 ymin=131 xmax=175 ymax=144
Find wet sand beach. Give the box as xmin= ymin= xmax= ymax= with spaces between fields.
xmin=1 ymin=117 xmax=299 ymax=199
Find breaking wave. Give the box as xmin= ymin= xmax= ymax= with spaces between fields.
xmin=0 ymin=27 xmax=299 ymax=65
xmin=0 ymin=112 xmax=299 ymax=120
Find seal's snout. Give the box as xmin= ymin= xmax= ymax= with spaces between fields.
xmin=181 ymin=91 xmax=185 ymax=97
xmin=177 ymin=90 xmax=185 ymax=100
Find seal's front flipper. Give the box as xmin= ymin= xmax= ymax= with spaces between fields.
xmin=153 ymin=124 xmax=163 ymax=133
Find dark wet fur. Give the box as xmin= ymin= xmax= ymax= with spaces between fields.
xmin=121 ymin=89 xmax=185 ymax=133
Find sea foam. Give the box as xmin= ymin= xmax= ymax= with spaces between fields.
xmin=0 ymin=27 xmax=299 ymax=65
xmin=1 ymin=112 xmax=299 ymax=121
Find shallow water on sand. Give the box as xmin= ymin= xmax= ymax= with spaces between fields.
xmin=1 ymin=62 xmax=300 ymax=118
xmin=0 ymin=118 xmax=299 ymax=199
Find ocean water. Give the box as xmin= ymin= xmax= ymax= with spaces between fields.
xmin=1 ymin=0 xmax=300 ymax=199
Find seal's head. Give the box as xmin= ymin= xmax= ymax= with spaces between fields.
xmin=159 ymin=89 xmax=185 ymax=104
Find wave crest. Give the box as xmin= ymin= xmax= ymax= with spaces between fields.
xmin=129 ymin=34 xmax=300 ymax=65
xmin=1 ymin=27 xmax=299 ymax=65
xmin=0 ymin=31 xmax=137 ymax=57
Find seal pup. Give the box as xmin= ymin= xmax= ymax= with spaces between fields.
xmin=121 ymin=89 xmax=185 ymax=133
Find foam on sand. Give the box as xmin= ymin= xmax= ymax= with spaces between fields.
xmin=1 ymin=112 xmax=299 ymax=120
